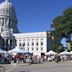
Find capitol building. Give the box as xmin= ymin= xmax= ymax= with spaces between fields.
xmin=0 ymin=0 xmax=49 ymax=56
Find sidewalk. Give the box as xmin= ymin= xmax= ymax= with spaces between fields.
xmin=11 ymin=62 xmax=31 ymax=66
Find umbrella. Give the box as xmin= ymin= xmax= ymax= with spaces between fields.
xmin=45 ymin=50 xmax=58 ymax=55
xmin=8 ymin=48 xmax=26 ymax=53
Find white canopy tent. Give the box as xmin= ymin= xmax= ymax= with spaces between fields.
xmin=25 ymin=50 xmax=33 ymax=54
xmin=45 ymin=50 xmax=58 ymax=55
xmin=59 ymin=50 xmax=71 ymax=61
xmin=59 ymin=50 xmax=70 ymax=55
xmin=8 ymin=48 xmax=26 ymax=53
xmin=69 ymin=51 xmax=72 ymax=55
xmin=33 ymin=52 xmax=41 ymax=56
xmin=0 ymin=48 xmax=7 ymax=53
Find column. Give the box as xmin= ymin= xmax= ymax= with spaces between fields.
xmin=4 ymin=18 xmax=5 ymax=27
xmin=1 ymin=18 xmax=3 ymax=26
xmin=6 ymin=18 xmax=9 ymax=27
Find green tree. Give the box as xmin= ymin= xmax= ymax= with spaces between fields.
xmin=50 ymin=7 xmax=72 ymax=51
xmin=49 ymin=30 xmax=62 ymax=52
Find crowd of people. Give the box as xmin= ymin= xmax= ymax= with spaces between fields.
xmin=0 ymin=53 xmax=11 ymax=64
xmin=47 ymin=54 xmax=72 ymax=63
xmin=0 ymin=52 xmax=72 ymax=64
xmin=0 ymin=53 xmax=43 ymax=64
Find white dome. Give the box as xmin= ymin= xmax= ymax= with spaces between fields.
xmin=0 ymin=0 xmax=16 ymax=18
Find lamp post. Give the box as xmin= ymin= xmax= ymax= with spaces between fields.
xmin=51 ymin=36 xmax=54 ymax=50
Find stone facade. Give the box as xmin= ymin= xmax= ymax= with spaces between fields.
xmin=13 ymin=32 xmax=48 ymax=54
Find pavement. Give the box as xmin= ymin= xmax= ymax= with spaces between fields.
xmin=0 ymin=62 xmax=72 ymax=72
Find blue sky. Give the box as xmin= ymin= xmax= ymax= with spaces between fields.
xmin=12 ymin=0 xmax=72 ymax=32
xmin=0 ymin=0 xmax=72 ymax=33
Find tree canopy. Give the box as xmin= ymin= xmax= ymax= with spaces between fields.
xmin=50 ymin=7 xmax=72 ymax=52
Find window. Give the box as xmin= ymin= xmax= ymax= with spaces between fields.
xmin=41 ymin=42 xmax=43 ymax=45
xmin=36 ymin=42 xmax=38 ymax=46
xmin=23 ymin=43 xmax=25 ymax=47
xmin=23 ymin=48 xmax=25 ymax=50
xmin=36 ymin=48 xmax=38 ymax=51
xmin=27 ymin=42 xmax=30 ymax=46
xmin=32 ymin=48 xmax=34 ymax=51
xmin=41 ymin=47 xmax=43 ymax=50
xmin=28 ymin=48 xmax=29 ymax=50
xmin=19 ymin=43 xmax=21 ymax=46
xmin=32 ymin=42 xmax=34 ymax=46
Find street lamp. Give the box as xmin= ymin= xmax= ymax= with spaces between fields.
xmin=51 ymin=36 xmax=54 ymax=41
xmin=51 ymin=36 xmax=54 ymax=49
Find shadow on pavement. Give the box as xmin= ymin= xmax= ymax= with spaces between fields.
xmin=0 ymin=66 xmax=5 ymax=72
